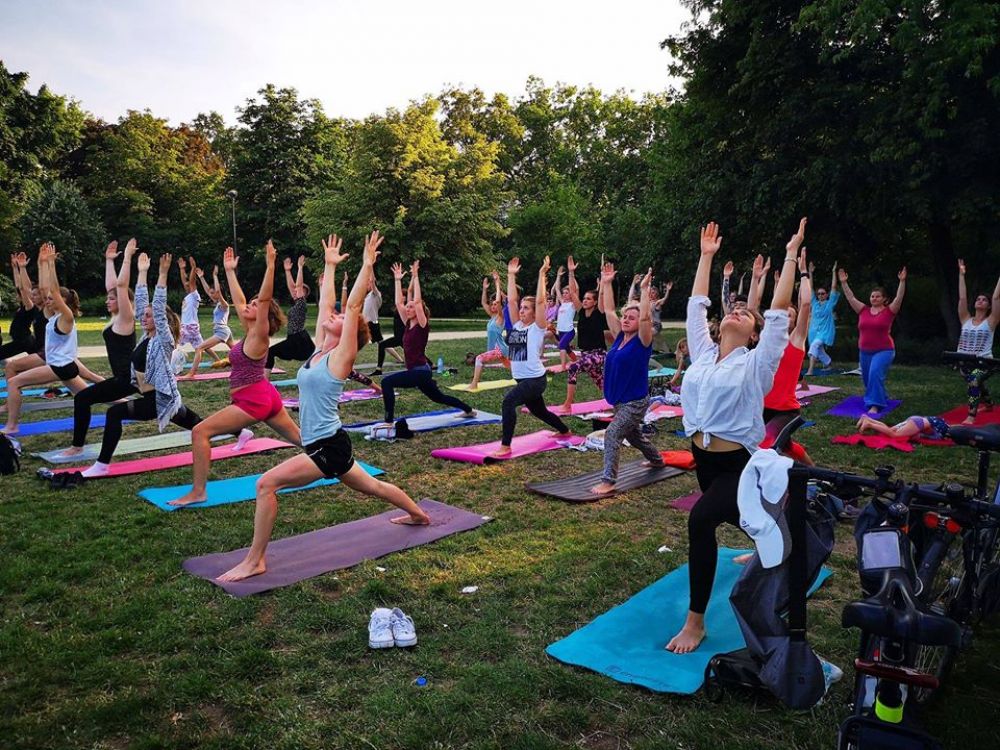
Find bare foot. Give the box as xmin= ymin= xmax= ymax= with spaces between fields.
xmin=665 ymin=624 xmax=706 ymax=654
xmin=804 ymin=369 xmax=814 ymax=377
xmin=465 ymin=385 xmax=481 ymax=392
xmin=856 ymin=416 xmax=869 ymax=433
xmin=457 ymin=410 xmax=478 ymax=419
xmin=1 ymin=424 xmax=18 ymax=435
xmin=963 ymin=416 xmax=977 ymax=425
xmin=490 ymin=446 xmax=513 ymax=459
xmin=217 ymin=557 xmax=267 ymax=582
xmin=555 ymin=403 xmax=573 ymax=414
xmin=167 ymin=490 xmax=208 ymax=507
xmin=589 ymin=481 xmax=616 ymax=496
xmin=390 ymin=512 xmax=431 ymax=526
xmin=58 ymin=446 xmax=84 ymax=458
xmin=867 ymin=406 xmax=880 ymax=416
xmin=733 ymin=553 xmax=753 ymax=564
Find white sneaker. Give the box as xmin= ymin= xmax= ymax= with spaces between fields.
xmin=390 ymin=607 xmax=417 ymax=647
xmin=368 ymin=608 xmax=394 ymax=649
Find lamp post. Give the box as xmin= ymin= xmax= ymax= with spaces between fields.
xmin=226 ymin=190 xmax=238 ymax=252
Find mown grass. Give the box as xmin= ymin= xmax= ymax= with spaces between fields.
xmin=2 ymin=334 xmax=999 ymax=749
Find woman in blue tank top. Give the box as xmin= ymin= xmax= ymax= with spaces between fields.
xmin=466 ymin=270 xmax=510 ymax=390
xmin=217 ymin=230 xmax=430 ymax=583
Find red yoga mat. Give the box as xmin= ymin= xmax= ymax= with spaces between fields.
xmin=938 ymin=405 xmax=1000 ymax=426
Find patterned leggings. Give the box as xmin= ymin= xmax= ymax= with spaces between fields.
xmin=475 ymin=346 xmax=507 ymax=367
xmin=602 ymin=397 xmax=663 ymax=483
xmin=960 ymin=365 xmax=994 ymax=417
xmin=566 ymin=349 xmax=606 ymax=387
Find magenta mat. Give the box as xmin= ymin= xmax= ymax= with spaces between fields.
xmin=669 ymin=492 xmax=702 ymax=511
xmin=51 ymin=438 xmax=292 ymax=478
xmin=284 ymin=388 xmax=379 ymax=409
xmin=182 ymin=498 xmax=491 ymax=596
xmin=431 ymin=429 xmax=585 ymax=465
xmin=521 ymin=398 xmax=612 ymax=417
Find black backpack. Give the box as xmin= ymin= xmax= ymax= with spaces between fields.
xmin=0 ymin=432 xmax=21 ymax=475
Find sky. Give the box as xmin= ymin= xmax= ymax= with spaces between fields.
xmin=1 ymin=0 xmax=690 ymax=125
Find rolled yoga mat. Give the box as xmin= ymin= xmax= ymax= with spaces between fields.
xmin=138 ymin=461 xmax=385 ymax=511
xmin=545 ymin=548 xmax=832 ymax=694
xmin=430 ymin=429 xmax=585 ymax=465
xmin=182 ymin=498 xmax=492 ymax=596
xmin=447 ymin=378 xmax=516 ymax=392
xmin=50 ymin=437 xmax=292 ymax=478
xmin=527 ymin=460 xmax=686 ymax=503
xmin=33 ymin=431 xmax=230 ymax=465
xmin=344 ymin=408 xmax=501 ymax=434
xmin=825 ymin=395 xmax=901 ymax=419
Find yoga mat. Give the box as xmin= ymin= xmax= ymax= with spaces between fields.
xmin=345 ymin=408 xmax=501 ymax=434
xmin=831 ymin=433 xmax=914 ymax=452
xmin=527 ymin=461 xmax=686 ymax=502
xmin=270 ymin=379 xmax=298 ymax=388
xmin=16 ymin=398 xmax=75 ymax=413
xmin=51 ymin=438 xmax=292 ymax=478
xmin=799 ymin=368 xmax=844 ymax=377
xmin=182 ymin=498 xmax=491 ymax=596
xmin=938 ymin=405 xmax=1000 ymax=426
xmin=284 ymin=388 xmax=381 ymax=410
xmin=448 ymin=379 xmax=516 ymax=392
xmin=138 ymin=461 xmax=385 ymax=511
xmin=545 ymin=550 xmax=831 ymax=694
xmin=646 ymin=403 xmax=684 ymax=422
xmin=431 ymin=429 xmax=586 ymax=465
xmin=522 ymin=399 xmax=612 ymax=417
xmin=825 ymin=395 xmax=901 ymax=419
xmin=177 ymin=367 xmax=287 ymax=383
xmin=0 ymin=386 xmax=69 ymax=399
xmin=669 ymin=492 xmax=702 ymax=511
xmin=6 ymin=413 xmax=122 ymax=437
xmin=33 ymin=432 xmax=231 ymax=464
xmin=795 ymin=383 xmax=841 ymax=399
xmin=647 ymin=367 xmax=677 ymax=379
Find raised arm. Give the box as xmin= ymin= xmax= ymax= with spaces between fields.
xmin=11 ymin=253 xmax=33 ymax=308
xmin=747 ymin=255 xmax=770 ymax=312
xmin=492 ymin=270 xmax=503 ymax=310
xmin=638 ymin=268 xmax=654 ymax=347
xmin=479 ymin=277 xmax=492 ymax=316
xmin=601 ymin=262 xmax=621 ymax=338
xmin=534 ymin=256 xmax=550 ymax=329
xmin=330 ymin=231 xmax=383 ymax=378
xmin=283 ymin=257 xmax=296 ymax=298
xmin=187 ymin=257 xmax=200 ymax=294
xmin=313 ymin=234 xmax=347 ymax=348
xmin=957 ymin=260 xmax=970 ymax=324
xmin=195 ymin=265 xmax=214 ymax=299
xmin=339 ymin=270 xmax=349 ymax=313
xmin=134 ymin=252 xmax=150 ymax=321
xmin=550 ymin=266 xmax=564 ymax=301
xmin=888 ymin=267 xmax=907 ymax=315
xmin=721 ymin=261 xmax=734 ymax=314
xmin=244 ymin=240 xmax=278 ymax=357
xmin=567 ymin=255 xmax=582 ymax=309
xmin=223 ymin=247 xmax=247 ymax=313
xmin=692 ymin=223 xmax=721 ymax=298
xmin=105 ymin=241 xmax=120 ymax=293
xmin=790 ymin=250 xmax=812 ymax=348
xmin=113 ymin=238 xmax=136 ymax=331
xmin=628 ymin=273 xmax=640 ymax=303
xmin=830 ymin=262 xmax=838 ymax=294
xmin=410 ymin=261 xmax=427 ymax=327
xmin=771 ymin=218 xmax=806 ymax=311
xmin=837 ymin=268 xmax=864 ymax=314
xmin=656 ymin=281 xmax=672 ymax=310
xmin=990 ymin=275 xmax=1000 ymax=330
xmin=506 ymin=258 xmax=521 ymax=323
xmin=153 ymin=253 xmax=175 ymax=348
xmin=39 ymin=243 xmax=74 ymax=331
xmin=392 ymin=263 xmax=407 ymax=320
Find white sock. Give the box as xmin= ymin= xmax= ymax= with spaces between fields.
xmin=81 ymin=462 xmax=109 ymax=478
xmin=233 ymin=428 xmax=254 ymax=451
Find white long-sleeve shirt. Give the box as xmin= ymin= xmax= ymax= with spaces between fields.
xmin=680 ymin=295 xmax=789 ymax=451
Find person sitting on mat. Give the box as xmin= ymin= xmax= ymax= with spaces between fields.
xmin=856 ymin=414 xmax=951 ymax=442
xmin=80 ymin=253 xmax=208 ymax=477
xmin=804 ymin=261 xmax=840 ymax=376
xmin=492 ymin=256 xmax=573 ymax=458
xmin=58 ymin=240 xmax=140 ymax=458
xmin=168 ymin=242 xmax=299 ymax=507
xmin=466 ymin=271 xmax=511 ymax=392
xmin=590 ymin=265 xmax=665 ymax=495
xmin=217 ymin=231 xmax=429 ymax=582
xmin=3 ymin=243 xmax=96 ymax=435
xmin=377 ymin=259 xmax=476 ymax=426
xmin=838 ymin=264 xmax=907 ymax=415
xmin=180 ymin=264 xmax=235 ymax=377
xmin=665 ymin=218 xmax=802 ymax=655
xmin=955 ymin=259 xmax=1000 ymax=423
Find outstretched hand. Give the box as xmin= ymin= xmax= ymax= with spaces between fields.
xmin=798 ymin=248 xmax=808 ymax=273
xmin=297 ymin=255 xmax=306 ymax=268
xmin=540 ymin=255 xmax=551 ymax=276
xmin=264 ymin=240 xmax=276 ymax=266
xmin=752 ymin=254 xmax=765 ymax=279
xmin=723 ymin=261 xmax=734 ymax=277
xmin=137 ymin=253 xmax=150 ymax=273
xmin=322 ymin=234 xmax=347 ymax=265
xmin=410 ymin=259 xmax=420 ymax=276
xmin=958 ymin=259 xmax=966 ymax=275
xmin=482 ymin=277 xmax=490 ymax=291
xmin=507 ymin=257 xmax=521 ymax=276
xmin=363 ymin=230 xmax=383 ymax=266
xmin=105 ymin=241 xmax=119 ymax=260
xmin=567 ymin=255 xmax=577 ymax=273
xmin=391 ymin=262 xmax=405 ymax=280
xmin=700 ymin=222 xmax=722 ymax=256
xmin=786 ymin=217 xmax=807 ymax=255
xmin=283 ymin=257 xmax=293 ymax=271
xmin=640 ymin=267 xmax=653 ymax=289
xmin=898 ymin=267 xmax=907 ymax=281
xmin=837 ymin=268 xmax=848 ymax=283
xmin=600 ymin=262 xmax=616 ymax=284
xmin=159 ymin=253 xmax=173 ymax=275
xmin=223 ymin=247 xmax=239 ymax=272
xmin=124 ymin=238 xmax=137 ymax=256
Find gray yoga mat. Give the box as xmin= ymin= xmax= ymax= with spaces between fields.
xmin=18 ymin=398 xmax=76 ymax=413
xmin=183 ymin=498 xmax=491 ymax=596
xmin=526 ymin=461 xmax=686 ymax=503
xmin=33 ymin=432 xmax=230 ymax=465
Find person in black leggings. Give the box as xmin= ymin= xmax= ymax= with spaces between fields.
xmin=265 ymin=262 xmax=310 ymax=371
xmin=0 ymin=253 xmax=47 ymax=376
xmin=374 ymin=309 xmax=406 ymax=374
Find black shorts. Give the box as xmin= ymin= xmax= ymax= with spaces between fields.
xmin=50 ymin=361 xmax=80 ymax=380
xmin=304 ymin=429 xmax=356 ymax=479
xmin=368 ymin=321 xmax=383 ymax=344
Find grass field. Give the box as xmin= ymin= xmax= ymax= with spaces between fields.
xmin=2 ymin=335 xmax=999 ymax=749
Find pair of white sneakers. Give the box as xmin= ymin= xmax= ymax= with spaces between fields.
xmin=368 ymin=607 xmax=417 ymax=649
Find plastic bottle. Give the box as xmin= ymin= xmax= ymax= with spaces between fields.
xmin=436 ymin=356 xmax=445 ymax=374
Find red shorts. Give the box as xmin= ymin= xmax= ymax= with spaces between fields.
xmin=231 ymin=380 xmax=283 ymax=422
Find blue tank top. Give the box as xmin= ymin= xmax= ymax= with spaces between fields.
xmin=486 ymin=316 xmax=508 ymax=355
xmin=212 ymin=303 xmax=229 ymax=327
xmin=297 ymin=350 xmax=345 ymax=444
xmin=603 ymin=332 xmax=653 ymax=405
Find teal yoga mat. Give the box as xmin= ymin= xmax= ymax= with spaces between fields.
xmin=545 ymin=548 xmax=832 ymax=694
xmin=138 ymin=461 xmax=385 ymax=512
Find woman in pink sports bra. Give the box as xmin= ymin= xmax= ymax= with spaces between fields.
xmin=169 ymin=240 xmax=299 ymax=507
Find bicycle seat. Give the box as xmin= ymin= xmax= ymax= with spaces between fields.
xmin=946 ymin=423 xmax=1000 ymax=452
xmin=842 ymin=576 xmax=961 ymax=647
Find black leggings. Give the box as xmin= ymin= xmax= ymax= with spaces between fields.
xmin=72 ymin=377 xmax=139 ymax=447
xmin=380 ymin=366 xmax=472 ymax=422
xmin=98 ymin=391 xmax=202 ymax=463
xmin=266 ymin=330 xmax=314 ymax=369
xmin=377 ymin=333 xmax=403 ymax=368
xmin=687 ymin=443 xmax=752 ymax=614
xmin=500 ymin=374 xmax=569 ymax=446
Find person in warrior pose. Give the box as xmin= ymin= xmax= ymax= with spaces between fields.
xmin=954 ymin=259 xmax=1000 ymax=423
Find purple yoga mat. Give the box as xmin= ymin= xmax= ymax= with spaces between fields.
xmin=669 ymin=492 xmax=702 ymax=511
xmin=430 ymin=429 xmax=586 ymax=465
xmin=826 ymin=395 xmax=901 ymax=419
xmin=283 ymin=388 xmax=379 ymax=409
xmin=183 ymin=499 xmax=490 ymax=596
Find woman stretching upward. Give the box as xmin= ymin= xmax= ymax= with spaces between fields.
xmin=554 ymin=260 xmax=581 ymax=367
xmin=492 ymin=256 xmax=572 ymax=458
xmin=666 ymin=219 xmax=802 ymax=654
xmin=558 ymin=266 xmax=609 ymax=411
xmin=804 ymin=261 xmax=840 ymax=375
xmin=176 ymin=256 xmax=216 ymax=359
xmin=265 ymin=255 xmax=312 ymax=372
xmin=181 ymin=265 xmax=235 ymax=377
xmin=59 ymin=240 xmax=139 ymax=457
xmin=838 ymin=265 xmax=907 ymax=415
xmin=168 ymin=242 xmax=299 ymax=507
xmin=590 ymin=265 xmax=664 ymax=495
xmin=466 ymin=271 xmax=510 ymax=391
xmin=3 ymin=243 xmax=93 ymax=435
xmin=0 ymin=253 xmax=45 ymax=370
xmin=377 ymin=260 xmax=475 ymax=425
xmin=217 ymin=231 xmax=429 ymax=582
xmin=81 ymin=254 xmax=205 ymax=476
xmin=955 ymin=259 xmax=1000 ymax=423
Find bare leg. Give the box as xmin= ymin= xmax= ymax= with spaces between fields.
xmin=76 ymin=360 xmax=104 ymax=384
xmin=3 ymin=365 xmax=57 ymax=432
xmin=559 ymin=382 xmax=577 ymax=412
xmin=184 ymin=336 xmax=222 ymax=378
xmin=5 ymin=354 xmax=44 ymax=380
xmin=169 ymin=405 xmax=255 ymax=506
xmin=805 ymin=355 xmax=816 ymax=376
xmin=264 ymin=409 xmax=303 ymax=447
xmin=468 ymin=359 xmax=484 ymax=390
xmin=339 ymin=462 xmax=430 ymax=524
xmin=666 ymin=611 xmax=706 ymax=654
xmin=387 ymin=347 xmax=404 ymax=364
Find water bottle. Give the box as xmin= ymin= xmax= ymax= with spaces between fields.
xmin=436 ymin=356 xmax=445 ymax=374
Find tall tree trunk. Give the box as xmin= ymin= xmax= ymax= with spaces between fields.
xmin=929 ymin=215 xmax=959 ymax=343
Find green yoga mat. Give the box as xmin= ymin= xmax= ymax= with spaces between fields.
xmin=33 ymin=432 xmax=231 ymax=465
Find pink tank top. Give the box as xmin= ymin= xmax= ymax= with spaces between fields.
xmin=229 ymin=340 xmax=265 ymax=389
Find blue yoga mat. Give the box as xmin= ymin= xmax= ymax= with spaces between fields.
xmin=0 ymin=386 xmax=69 ymax=399
xmin=138 ymin=461 xmax=385 ymax=512
xmin=344 ymin=408 xmax=501 ymax=433
xmin=545 ymin=548 xmax=832 ymax=695
xmin=8 ymin=413 xmax=120 ymax=437
xmin=270 ymin=379 xmax=298 ymax=388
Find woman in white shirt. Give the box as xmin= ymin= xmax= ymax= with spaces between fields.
xmin=665 ymin=219 xmax=804 ymax=655
xmin=955 ymin=259 xmax=1000 ymax=423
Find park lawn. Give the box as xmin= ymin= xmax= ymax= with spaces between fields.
xmin=2 ymin=338 xmax=998 ymax=750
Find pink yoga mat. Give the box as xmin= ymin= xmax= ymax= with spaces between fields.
xmin=431 ymin=429 xmax=585 ymax=465
xmin=795 ymin=383 xmax=840 ymax=399
xmin=51 ymin=437 xmax=293 ymax=478
xmin=669 ymin=492 xmax=702 ymax=511
xmin=521 ymin=399 xmax=612 ymax=416
xmin=178 ymin=368 xmax=285 ymax=382
xmin=831 ymin=433 xmax=914 ymax=452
